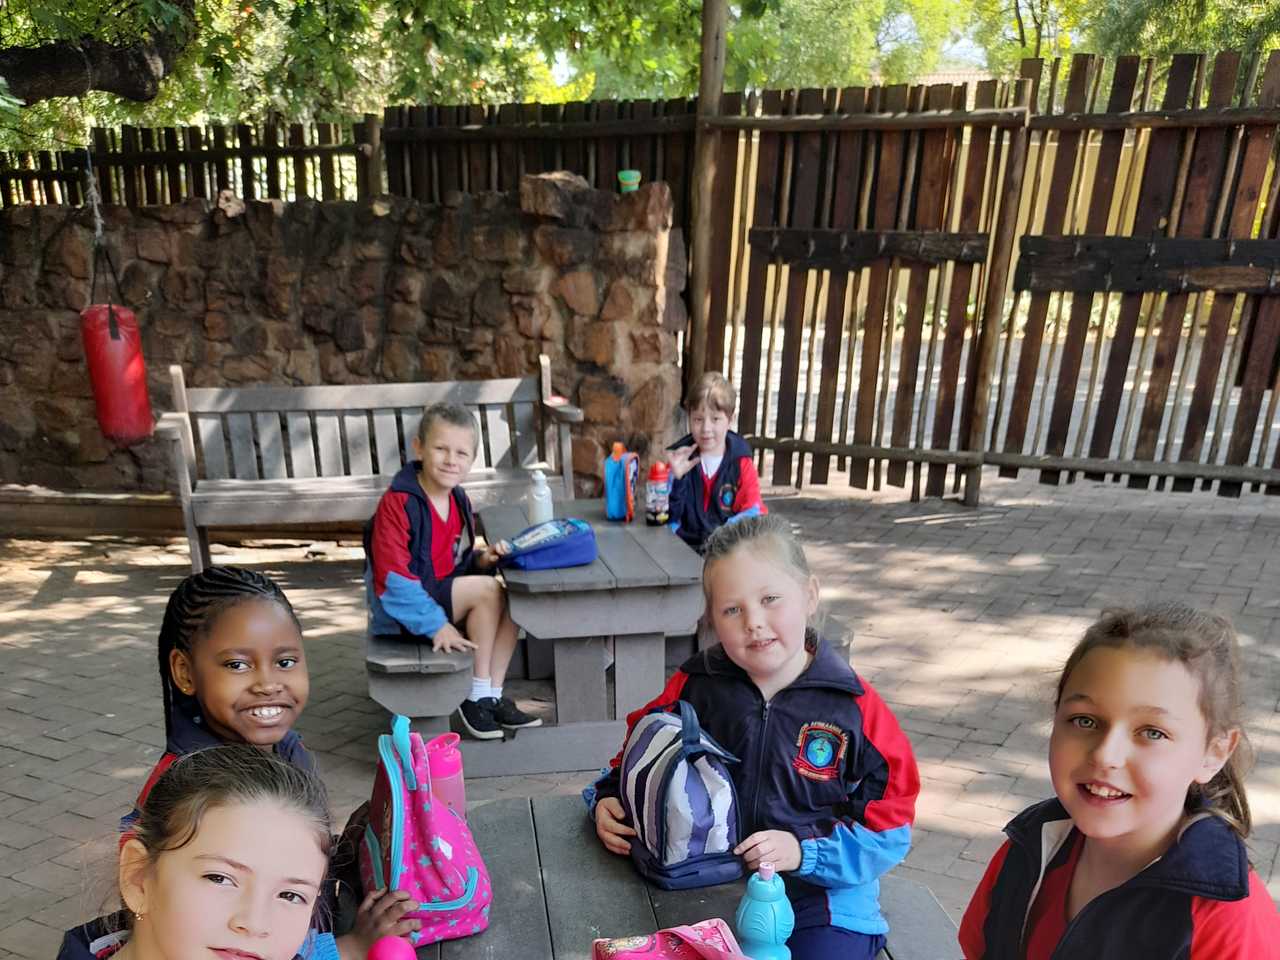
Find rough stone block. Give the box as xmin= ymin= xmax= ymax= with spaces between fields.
xmin=473 ymin=279 xmax=511 ymax=327
xmin=519 ymin=172 xmax=590 ymax=222
xmin=534 ymin=226 xmax=598 ymax=268
xmin=578 ymin=375 xmax=627 ymax=424
xmin=553 ymin=270 xmax=600 ymax=317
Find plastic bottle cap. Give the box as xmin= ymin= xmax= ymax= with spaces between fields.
xmin=757 ymin=862 xmax=776 ymax=881
xmin=611 ymin=441 xmax=626 ymax=458
xmin=367 ymin=935 xmax=416 ymax=960
xmin=648 ymin=461 xmax=669 ymax=481
xmin=531 ymin=469 xmax=546 ymax=484
xmin=426 ymin=732 xmax=463 ymax=778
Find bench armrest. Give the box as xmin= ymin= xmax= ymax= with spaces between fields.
xmin=542 ymin=395 xmax=583 ymax=424
xmin=157 ymin=412 xmax=198 ymax=492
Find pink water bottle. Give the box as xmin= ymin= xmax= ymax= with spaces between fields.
xmin=366 ymin=935 xmax=415 ymax=960
xmin=426 ymin=732 xmax=467 ymax=817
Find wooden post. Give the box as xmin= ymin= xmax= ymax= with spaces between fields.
xmin=963 ymin=80 xmax=1032 ymax=506
xmin=687 ymin=0 xmax=729 ymax=387
xmin=358 ymin=112 xmax=383 ymax=200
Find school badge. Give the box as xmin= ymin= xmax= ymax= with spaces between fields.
xmin=716 ymin=482 xmax=737 ymax=510
xmin=792 ymin=721 xmax=847 ymax=782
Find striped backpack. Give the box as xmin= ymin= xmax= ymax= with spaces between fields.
xmin=619 ymin=700 xmax=743 ymax=890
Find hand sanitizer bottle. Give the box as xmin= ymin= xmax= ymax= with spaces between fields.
xmin=528 ymin=469 xmax=554 ymax=525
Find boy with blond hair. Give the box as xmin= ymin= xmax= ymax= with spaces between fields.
xmin=666 ymin=372 xmax=766 ymax=552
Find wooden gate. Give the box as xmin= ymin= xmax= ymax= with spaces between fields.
xmin=706 ymin=80 xmax=1030 ymax=502
xmin=987 ymin=50 xmax=1280 ymax=498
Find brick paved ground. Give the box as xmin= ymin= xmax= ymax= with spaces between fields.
xmin=1 ymin=468 xmax=1277 ymax=957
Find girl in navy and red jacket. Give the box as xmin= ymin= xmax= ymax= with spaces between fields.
xmin=960 ymin=603 xmax=1280 ymax=959
xmin=590 ymin=515 xmax=920 ymax=960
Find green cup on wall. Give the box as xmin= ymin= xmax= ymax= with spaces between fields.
xmin=618 ymin=169 xmax=641 ymax=193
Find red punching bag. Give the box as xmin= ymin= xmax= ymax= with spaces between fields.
xmin=81 ymin=244 xmax=153 ymax=445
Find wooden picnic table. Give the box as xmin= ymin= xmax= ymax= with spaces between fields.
xmin=414 ymin=794 xmax=960 ymax=960
xmin=458 ymin=500 xmax=703 ymax=778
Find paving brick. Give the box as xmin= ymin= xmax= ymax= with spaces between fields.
xmin=0 ymin=919 xmax=62 ymax=959
xmin=10 ymin=861 xmax=80 ymax=895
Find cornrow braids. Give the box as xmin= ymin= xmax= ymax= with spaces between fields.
xmin=157 ymin=566 xmax=301 ymax=740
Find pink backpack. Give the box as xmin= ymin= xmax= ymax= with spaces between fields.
xmin=358 ymin=715 xmax=492 ymax=947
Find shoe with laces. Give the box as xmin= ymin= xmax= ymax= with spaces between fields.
xmin=492 ymin=696 xmax=543 ymax=729
xmin=455 ymin=697 xmax=503 ymax=740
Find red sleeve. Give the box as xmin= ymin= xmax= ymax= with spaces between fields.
xmin=119 ymin=753 xmax=179 ymax=849
xmin=369 ymin=490 xmax=417 ymax=594
xmin=959 ymin=839 xmax=1011 ymax=959
xmin=851 ymin=677 xmax=919 ymax=832
xmin=1190 ymin=870 xmax=1280 ymax=960
xmin=732 ymin=457 xmax=766 ymax=515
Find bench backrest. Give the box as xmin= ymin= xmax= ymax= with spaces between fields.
xmin=170 ymin=367 xmax=547 ymax=482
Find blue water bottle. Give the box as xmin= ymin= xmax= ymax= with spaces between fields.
xmin=603 ymin=441 xmax=639 ymax=521
xmin=734 ymin=862 xmax=795 ymax=960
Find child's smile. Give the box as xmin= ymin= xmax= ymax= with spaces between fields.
xmin=1049 ymin=647 xmax=1234 ymax=861
xmin=172 ymin=600 xmax=310 ymax=748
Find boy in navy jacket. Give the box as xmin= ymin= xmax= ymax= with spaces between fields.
xmin=666 ymin=372 xmax=765 ymax=552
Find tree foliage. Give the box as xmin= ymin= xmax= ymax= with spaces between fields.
xmin=1086 ymin=0 xmax=1280 ymax=62
xmin=1 ymin=0 xmax=967 ymax=148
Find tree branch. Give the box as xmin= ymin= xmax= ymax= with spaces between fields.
xmin=0 ymin=0 xmax=195 ymax=106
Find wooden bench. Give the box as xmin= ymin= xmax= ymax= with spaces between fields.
xmin=156 ymin=355 xmax=580 ymax=573
xmin=416 ymin=794 xmax=960 ymax=960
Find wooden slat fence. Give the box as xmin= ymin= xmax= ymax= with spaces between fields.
xmin=982 ymin=50 xmax=1280 ymax=499
xmin=717 ymin=78 xmax=1028 ymax=502
xmin=8 ymin=51 xmax=1280 ymax=503
xmin=1 ymin=120 xmax=370 ymax=207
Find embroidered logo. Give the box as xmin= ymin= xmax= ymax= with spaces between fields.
xmin=717 ymin=482 xmax=737 ymax=510
xmin=792 ymin=721 xmax=848 ymax=782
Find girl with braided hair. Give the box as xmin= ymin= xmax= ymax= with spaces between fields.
xmin=120 ymin=566 xmax=418 ymax=959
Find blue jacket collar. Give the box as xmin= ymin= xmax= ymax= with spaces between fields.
xmin=682 ymin=630 xmax=863 ymax=696
xmin=1005 ymin=797 xmax=1250 ymax=902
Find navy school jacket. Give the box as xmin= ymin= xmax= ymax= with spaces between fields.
xmin=364 ymin=460 xmax=486 ymax=638
xmin=666 ymin=430 xmax=765 ymax=550
xmin=959 ymin=797 xmax=1280 ymax=959
xmin=591 ymin=634 xmax=920 ymax=936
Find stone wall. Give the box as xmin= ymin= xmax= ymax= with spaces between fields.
xmin=0 ymin=173 xmax=686 ymax=493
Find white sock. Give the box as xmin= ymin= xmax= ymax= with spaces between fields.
xmin=489 ymin=684 xmax=503 ymax=701
xmin=469 ymin=676 xmax=491 ymax=702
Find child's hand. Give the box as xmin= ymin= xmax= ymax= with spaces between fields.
xmin=431 ymin=623 xmax=476 ymax=654
xmin=668 ymin=445 xmax=699 ymax=480
xmin=594 ymin=797 xmax=637 ymax=855
xmin=339 ymin=888 xmax=421 ymax=958
xmin=476 ymin=539 xmax=511 ymax=570
xmin=734 ymin=830 xmax=802 ymax=872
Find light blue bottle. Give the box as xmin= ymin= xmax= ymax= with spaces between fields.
xmin=734 ymin=862 xmax=795 ymax=960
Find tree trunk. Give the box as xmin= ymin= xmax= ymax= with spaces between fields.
xmin=0 ymin=0 xmax=196 ymax=106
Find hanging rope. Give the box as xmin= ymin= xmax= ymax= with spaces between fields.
xmin=83 ymin=146 xmax=125 ymax=337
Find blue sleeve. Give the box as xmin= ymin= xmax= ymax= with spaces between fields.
xmin=380 ymin=571 xmax=449 ymax=637
xmin=299 ymin=930 xmax=340 ymax=960
xmin=795 ymin=820 xmax=912 ymax=887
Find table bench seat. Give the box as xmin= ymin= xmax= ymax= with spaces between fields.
xmin=412 ymin=794 xmax=959 ymax=960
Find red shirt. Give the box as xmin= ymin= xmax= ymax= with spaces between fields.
xmin=429 ymin=494 xmax=463 ymax=578
xmin=1024 ymin=829 xmax=1085 ymax=960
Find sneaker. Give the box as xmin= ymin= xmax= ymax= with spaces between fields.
xmin=492 ymin=696 xmax=543 ymax=730
xmin=455 ymin=698 xmax=503 ymax=740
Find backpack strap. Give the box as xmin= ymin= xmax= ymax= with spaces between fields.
xmin=391 ymin=714 xmax=418 ymax=790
